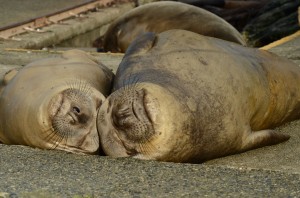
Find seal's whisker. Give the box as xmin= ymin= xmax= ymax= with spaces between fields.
xmin=82 ymin=80 xmax=91 ymax=95
xmin=61 ymin=129 xmax=70 ymax=151
xmin=65 ymin=79 xmax=75 ymax=91
xmin=74 ymin=79 xmax=81 ymax=92
xmin=140 ymin=135 xmax=159 ymax=156
xmin=126 ymin=73 xmax=138 ymax=89
xmin=132 ymin=74 xmax=140 ymax=85
xmin=64 ymin=79 xmax=94 ymax=99
xmin=51 ymin=120 xmax=72 ymax=139
xmin=45 ymin=131 xmax=62 ymax=150
xmin=79 ymin=79 xmax=86 ymax=93
xmin=52 ymin=120 xmax=63 ymax=134
xmin=78 ymin=79 xmax=93 ymax=98
xmin=83 ymin=85 xmax=93 ymax=98
xmin=137 ymin=141 xmax=152 ymax=156
xmin=123 ymin=84 xmax=130 ymax=93
xmin=52 ymin=135 xmax=65 ymax=150
xmin=132 ymin=78 xmax=141 ymax=91
xmin=55 ymin=127 xmax=72 ymax=149
xmin=42 ymin=128 xmax=57 ymax=144
xmin=43 ymin=125 xmax=61 ymax=140
xmin=121 ymin=74 xmax=141 ymax=94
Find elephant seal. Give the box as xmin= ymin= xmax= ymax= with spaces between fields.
xmin=97 ymin=30 xmax=300 ymax=163
xmin=102 ymin=1 xmax=246 ymax=53
xmin=0 ymin=50 xmax=114 ymax=154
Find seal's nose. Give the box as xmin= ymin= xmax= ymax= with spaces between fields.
xmin=70 ymin=105 xmax=90 ymax=125
xmin=73 ymin=106 xmax=81 ymax=114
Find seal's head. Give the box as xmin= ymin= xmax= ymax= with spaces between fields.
xmin=97 ymin=83 xmax=194 ymax=162
xmin=0 ymin=50 xmax=114 ymax=154
xmin=44 ymin=84 xmax=103 ymax=154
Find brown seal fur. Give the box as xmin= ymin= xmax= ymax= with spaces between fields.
xmin=97 ymin=30 xmax=300 ymax=163
xmin=0 ymin=50 xmax=114 ymax=154
xmin=103 ymin=1 xmax=246 ymax=53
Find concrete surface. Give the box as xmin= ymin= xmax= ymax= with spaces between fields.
xmin=0 ymin=0 xmax=93 ymax=28
xmin=0 ymin=3 xmax=134 ymax=49
xmin=0 ymin=144 xmax=299 ymax=197
xmin=268 ymin=34 xmax=300 ymax=66
xmin=0 ymin=1 xmax=300 ymax=197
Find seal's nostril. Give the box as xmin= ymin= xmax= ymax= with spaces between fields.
xmin=73 ymin=106 xmax=81 ymax=114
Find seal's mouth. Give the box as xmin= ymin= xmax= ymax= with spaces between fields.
xmin=68 ymin=112 xmax=78 ymax=123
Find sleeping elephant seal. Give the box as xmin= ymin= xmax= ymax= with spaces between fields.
xmin=0 ymin=49 xmax=114 ymax=154
xmin=97 ymin=30 xmax=300 ymax=163
xmin=102 ymin=1 xmax=246 ymax=53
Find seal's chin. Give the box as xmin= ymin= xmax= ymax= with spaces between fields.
xmin=54 ymin=142 xmax=100 ymax=154
xmin=43 ymin=120 xmax=101 ymax=155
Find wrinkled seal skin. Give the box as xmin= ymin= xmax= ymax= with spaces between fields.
xmin=0 ymin=50 xmax=114 ymax=154
xmin=97 ymin=30 xmax=300 ymax=163
xmin=103 ymin=1 xmax=246 ymax=53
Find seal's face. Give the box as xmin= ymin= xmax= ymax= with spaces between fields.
xmin=97 ymin=83 xmax=193 ymax=162
xmin=47 ymin=87 xmax=103 ymax=154
xmin=98 ymin=85 xmax=157 ymax=158
xmin=0 ymin=49 xmax=114 ymax=154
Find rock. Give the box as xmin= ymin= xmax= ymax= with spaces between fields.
xmin=243 ymin=0 xmax=300 ymax=47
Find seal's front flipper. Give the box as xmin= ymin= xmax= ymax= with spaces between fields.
xmin=3 ymin=68 xmax=19 ymax=85
xmin=241 ymin=130 xmax=290 ymax=151
xmin=1 ymin=68 xmax=21 ymax=94
xmin=125 ymin=32 xmax=157 ymax=55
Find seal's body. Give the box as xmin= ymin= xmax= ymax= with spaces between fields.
xmin=103 ymin=1 xmax=245 ymax=53
xmin=97 ymin=30 xmax=300 ymax=163
xmin=0 ymin=50 xmax=114 ymax=154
